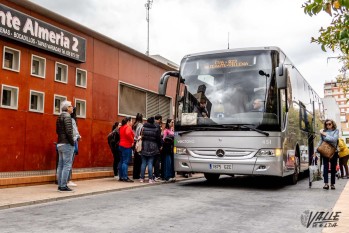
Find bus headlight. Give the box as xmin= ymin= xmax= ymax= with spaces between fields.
xmin=256 ymin=148 xmax=282 ymax=157
xmin=174 ymin=147 xmax=187 ymax=155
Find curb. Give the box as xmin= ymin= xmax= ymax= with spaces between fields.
xmin=0 ymin=176 xmax=203 ymax=210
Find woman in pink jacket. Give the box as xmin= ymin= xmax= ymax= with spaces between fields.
xmin=118 ymin=117 xmax=135 ymax=182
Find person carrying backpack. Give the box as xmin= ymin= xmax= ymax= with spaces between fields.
xmin=108 ymin=122 xmax=121 ymax=179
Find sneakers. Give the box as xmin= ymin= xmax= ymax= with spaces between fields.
xmin=149 ymin=179 xmax=155 ymax=184
xmin=165 ymin=178 xmax=176 ymax=183
xmin=124 ymin=178 xmax=134 ymax=183
xmin=58 ymin=186 xmax=74 ymax=192
xmin=114 ymin=176 xmax=119 ymax=180
xmin=67 ymin=181 xmax=77 ymax=187
xmin=139 ymin=179 xmax=144 ymax=183
xmin=154 ymin=177 xmax=162 ymax=182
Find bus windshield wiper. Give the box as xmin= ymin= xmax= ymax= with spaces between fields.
xmin=221 ymin=124 xmax=269 ymax=136
xmin=178 ymin=126 xmax=227 ymax=136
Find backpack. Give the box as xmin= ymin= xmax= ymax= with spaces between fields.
xmin=107 ymin=129 xmax=120 ymax=151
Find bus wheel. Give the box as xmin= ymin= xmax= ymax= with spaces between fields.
xmin=287 ymin=157 xmax=300 ymax=185
xmin=204 ymin=173 xmax=220 ymax=182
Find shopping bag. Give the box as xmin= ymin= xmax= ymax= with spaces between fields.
xmin=135 ymin=139 xmax=142 ymax=153
xmin=309 ymin=165 xmax=322 ymax=182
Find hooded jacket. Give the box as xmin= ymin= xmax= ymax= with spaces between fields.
xmin=338 ymin=138 xmax=349 ymax=158
xmin=141 ymin=122 xmax=161 ymax=156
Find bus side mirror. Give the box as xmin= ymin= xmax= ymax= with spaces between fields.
xmin=276 ymin=65 xmax=287 ymax=89
xmin=158 ymin=71 xmax=179 ymax=96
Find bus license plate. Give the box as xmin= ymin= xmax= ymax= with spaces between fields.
xmin=210 ymin=164 xmax=233 ymax=170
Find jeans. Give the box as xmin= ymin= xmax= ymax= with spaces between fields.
xmin=153 ymin=154 xmax=161 ymax=178
xmin=323 ymin=152 xmax=338 ymax=185
xmin=112 ymin=148 xmax=120 ymax=176
xmin=141 ymin=155 xmax=154 ymax=180
xmin=57 ymin=144 xmax=74 ymax=188
xmin=339 ymin=155 xmax=349 ymax=177
xmin=133 ymin=151 xmax=142 ymax=179
xmin=164 ymin=154 xmax=172 ymax=180
xmin=119 ymin=146 xmax=132 ymax=180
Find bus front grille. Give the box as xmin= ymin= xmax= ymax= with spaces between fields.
xmin=191 ymin=149 xmax=255 ymax=158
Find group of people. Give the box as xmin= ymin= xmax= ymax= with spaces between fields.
xmin=108 ymin=113 xmax=176 ymax=184
xmin=314 ymin=119 xmax=349 ymax=190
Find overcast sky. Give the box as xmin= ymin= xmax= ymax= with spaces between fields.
xmin=29 ymin=0 xmax=342 ymax=97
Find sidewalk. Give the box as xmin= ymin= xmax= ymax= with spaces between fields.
xmin=0 ymin=174 xmax=203 ymax=210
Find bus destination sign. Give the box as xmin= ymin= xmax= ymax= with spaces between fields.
xmin=204 ymin=57 xmax=255 ymax=69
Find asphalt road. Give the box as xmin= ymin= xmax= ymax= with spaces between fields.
xmin=0 ymin=175 xmax=346 ymax=233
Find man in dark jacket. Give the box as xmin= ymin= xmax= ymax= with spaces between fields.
xmin=56 ymin=100 xmax=75 ymax=192
xmin=153 ymin=114 xmax=163 ymax=180
xmin=140 ymin=117 xmax=162 ymax=183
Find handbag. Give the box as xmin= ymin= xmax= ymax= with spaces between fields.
xmin=317 ymin=141 xmax=335 ymax=159
xmin=135 ymin=139 xmax=142 ymax=153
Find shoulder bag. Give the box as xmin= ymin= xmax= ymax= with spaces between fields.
xmin=317 ymin=141 xmax=335 ymax=159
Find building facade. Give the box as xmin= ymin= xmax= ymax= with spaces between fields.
xmin=0 ymin=0 xmax=177 ymax=186
xmin=323 ymin=79 xmax=349 ymax=143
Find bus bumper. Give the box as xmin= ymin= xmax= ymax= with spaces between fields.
xmin=174 ymin=154 xmax=283 ymax=177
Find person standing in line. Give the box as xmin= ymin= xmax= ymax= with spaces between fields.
xmin=338 ymin=138 xmax=349 ymax=179
xmin=132 ymin=113 xmax=143 ymax=180
xmin=140 ymin=117 xmax=162 ymax=183
xmin=118 ymin=117 xmax=135 ymax=182
xmin=317 ymin=119 xmax=339 ymax=190
xmin=67 ymin=107 xmax=81 ymax=187
xmin=108 ymin=121 xmax=121 ymax=179
xmin=56 ymin=100 xmax=75 ymax=192
xmin=163 ymin=118 xmax=175 ymax=182
xmin=153 ymin=114 xmax=163 ymax=181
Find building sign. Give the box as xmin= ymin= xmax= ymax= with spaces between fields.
xmin=0 ymin=3 xmax=86 ymax=62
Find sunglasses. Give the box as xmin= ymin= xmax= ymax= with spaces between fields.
xmin=326 ymin=123 xmax=332 ymax=126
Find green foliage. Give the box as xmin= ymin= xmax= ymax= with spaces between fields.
xmin=303 ymin=1 xmax=349 ymax=54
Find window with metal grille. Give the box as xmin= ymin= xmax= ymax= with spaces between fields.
xmin=119 ymin=83 xmax=171 ymax=120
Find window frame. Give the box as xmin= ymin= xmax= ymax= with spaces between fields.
xmin=76 ymin=68 xmax=87 ymax=88
xmin=29 ymin=90 xmax=45 ymax=113
xmin=53 ymin=94 xmax=67 ymax=115
xmin=1 ymin=84 xmax=19 ymax=110
xmin=2 ymin=46 xmax=20 ymax=72
xmin=74 ymin=98 xmax=86 ymax=118
xmin=31 ymin=54 xmax=46 ymax=78
xmin=55 ymin=62 xmax=68 ymax=84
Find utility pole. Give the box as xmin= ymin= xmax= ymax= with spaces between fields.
xmin=145 ymin=0 xmax=153 ymax=56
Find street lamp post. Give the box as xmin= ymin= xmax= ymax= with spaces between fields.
xmin=145 ymin=0 xmax=153 ymax=56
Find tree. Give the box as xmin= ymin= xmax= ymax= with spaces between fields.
xmin=303 ymin=0 xmax=349 ymax=54
xmin=303 ymin=0 xmax=349 ymax=91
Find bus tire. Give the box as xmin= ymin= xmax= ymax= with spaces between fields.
xmin=204 ymin=173 xmax=220 ymax=182
xmin=287 ymin=157 xmax=300 ymax=185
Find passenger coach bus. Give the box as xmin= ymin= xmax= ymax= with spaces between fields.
xmin=158 ymin=47 xmax=324 ymax=184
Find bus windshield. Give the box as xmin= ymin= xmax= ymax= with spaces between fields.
xmin=177 ymin=50 xmax=280 ymax=131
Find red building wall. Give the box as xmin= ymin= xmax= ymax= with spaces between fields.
xmin=0 ymin=1 xmax=177 ymax=173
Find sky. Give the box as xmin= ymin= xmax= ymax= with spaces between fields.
xmin=29 ymin=0 xmax=343 ymax=97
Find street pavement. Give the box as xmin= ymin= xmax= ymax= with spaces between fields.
xmin=0 ymin=174 xmax=348 ymax=233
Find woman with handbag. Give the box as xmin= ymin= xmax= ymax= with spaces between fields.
xmin=317 ymin=119 xmax=339 ymax=190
